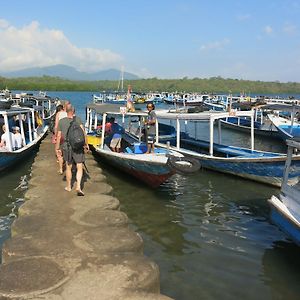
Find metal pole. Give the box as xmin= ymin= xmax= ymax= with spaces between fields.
xmin=101 ymin=113 xmax=106 ymax=149
xmin=3 ymin=114 xmax=12 ymax=151
xmin=18 ymin=113 xmax=25 ymax=147
xmin=209 ymin=116 xmax=214 ymax=156
xmin=155 ymin=118 xmax=159 ymax=143
xmin=93 ymin=112 xmax=97 ymax=130
xmin=86 ymin=108 xmax=90 ymax=130
xmin=176 ymin=118 xmax=180 ymax=149
xmin=218 ymin=119 xmax=222 ymax=144
xmin=89 ymin=110 xmax=93 ymax=132
xmin=31 ymin=110 xmax=37 ymax=138
xmin=27 ymin=112 xmax=33 ymax=142
xmin=139 ymin=117 xmax=142 ymax=142
xmin=251 ymin=112 xmax=254 ymax=151
xmin=290 ymin=106 xmax=295 ymax=134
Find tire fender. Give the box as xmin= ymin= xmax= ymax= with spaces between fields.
xmin=167 ymin=155 xmax=201 ymax=174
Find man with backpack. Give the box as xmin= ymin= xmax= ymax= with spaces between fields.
xmin=55 ymin=104 xmax=88 ymax=196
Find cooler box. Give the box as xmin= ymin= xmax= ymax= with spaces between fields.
xmin=87 ymin=134 xmax=101 ymax=147
xmin=134 ymin=143 xmax=147 ymax=154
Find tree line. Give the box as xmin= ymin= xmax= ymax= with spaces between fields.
xmin=0 ymin=75 xmax=299 ymax=95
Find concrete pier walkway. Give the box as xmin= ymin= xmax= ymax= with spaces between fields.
xmin=0 ymin=138 xmax=172 ymax=300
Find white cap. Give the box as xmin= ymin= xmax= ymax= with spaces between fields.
xmin=13 ymin=126 xmax=20 ymax=131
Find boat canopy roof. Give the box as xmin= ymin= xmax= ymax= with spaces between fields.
xmin=87 ymin=103 xmax=125 ymax=114
xmin=0 ymin=106 xmax=35 ymax=116
xmin=259 ymin=103 xmax=300 ymax=111
xmin=155 ymin=110 xmax=254 ymax=121
xmin=86 ymin=103 xmax=255 ymax=120
xmin=86 ymin=103 xmax=149 ymax=117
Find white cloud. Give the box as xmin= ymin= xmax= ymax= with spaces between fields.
xmin=0 ymin=20 xmax=122 ymax=72
xmin=0 ymin=19 xmax=9 ymax=29
xmin=200 ymin=38 xmax=230 ymax=51
xmin=263 ymin=25 xmax=273 ymax=35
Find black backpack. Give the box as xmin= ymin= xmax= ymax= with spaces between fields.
xmin=66 ymin=117 xmax=85 ymax=151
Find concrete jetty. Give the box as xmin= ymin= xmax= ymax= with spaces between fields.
xmin=0 ymin=138 xmax=172 ymax=300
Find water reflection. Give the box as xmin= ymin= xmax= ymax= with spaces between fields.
xmin=262 ymin=241 xmax=300 ymax=299
xmin=100 ymin=157 xmax=296 ymax=300
xmin=0 ymin=155 xmax=33 ymax=251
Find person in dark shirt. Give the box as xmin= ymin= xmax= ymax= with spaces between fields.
xmin=55 ymin=105 xmax=89 ymax=196
xmin=145 ymin=103 xmax=157 ymax=153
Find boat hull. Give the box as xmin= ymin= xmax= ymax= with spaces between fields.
xmin=269 ymin=196 xmax=300 ymax=245
xmin=161 ymin=138 xmax=300 ymax=187
xmin=0 ymin=129 xmax=48 ymax=172
xmin=93 ymin=148 xmax=174 ymax=188
xmin=268 ymin=113 xmax=300 ymax=141
xmin=199 ymin=157 xmax=300 ymax=187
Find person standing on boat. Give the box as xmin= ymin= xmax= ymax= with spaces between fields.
xmin=55 ymin=105 xmax=89 ymax=196
xmin=109 ymin=117 xmax=124 ymax=152
xmin=145 ymin=103 xmax=157 ymax=153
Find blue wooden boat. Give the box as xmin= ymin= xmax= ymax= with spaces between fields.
xmin=0 ymin=106 xmax=48 ymax=172
xmin=268 ymin=139 xmax=300 ymax=245
xmin=203 ymin=100 xmax=226 ymax=111
xmin=85 ymin=104 xmax=200 ymax=188
xmin=155 ymin=110 xmax=300 ymax=187
xmin=220 ymin=116 xmax=280 ymax=139
xmin=268 ymin=113 xmax=300 ymax=140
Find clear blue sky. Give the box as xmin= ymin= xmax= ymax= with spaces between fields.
xmin=0 ymin=0 xmax=299 ymax=82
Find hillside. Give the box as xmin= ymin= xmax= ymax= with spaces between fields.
xmin=0 ymin=64 xmax=139 ymax=81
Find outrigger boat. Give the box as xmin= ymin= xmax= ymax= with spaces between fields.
xmin=0 ymin=106 xmax=48 ymax=171
xmin=219 ymin=106 xmax=280 ymax=139
xmin=219 ymin=116 xmax=280 ymax=139
xmin=265 ymin=104 xmax=300 ymax=141
xmin=268 ymin=139 xmax=300 ymax=245
xmin=85 ymin=104 xmax=199 ymax=188
xmin=155 ymin=109 xmax=300 ymax=187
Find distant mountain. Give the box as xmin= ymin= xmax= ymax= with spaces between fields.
xmin=0 ymin=64 xmax=139 ymax=81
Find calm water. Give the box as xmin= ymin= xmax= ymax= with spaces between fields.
xmin=0 ymin=155 xmax=33 ymax=252
xmin=1 ymin=91 xmax=300 ymax=299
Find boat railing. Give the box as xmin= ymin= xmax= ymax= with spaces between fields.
xmin=0 ymin=106 xmax=45 ymax=152
xmin=156 ymin=109 xmax=255 ymax=156
xmin=281 ymin=139 xmax=300 ymax=191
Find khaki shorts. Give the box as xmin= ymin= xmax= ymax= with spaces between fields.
xmin=110 ymin=137 xmax=121 ymax=148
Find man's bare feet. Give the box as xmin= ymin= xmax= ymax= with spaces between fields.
xmin=64 ymin=187 xmax=71 ymax=192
